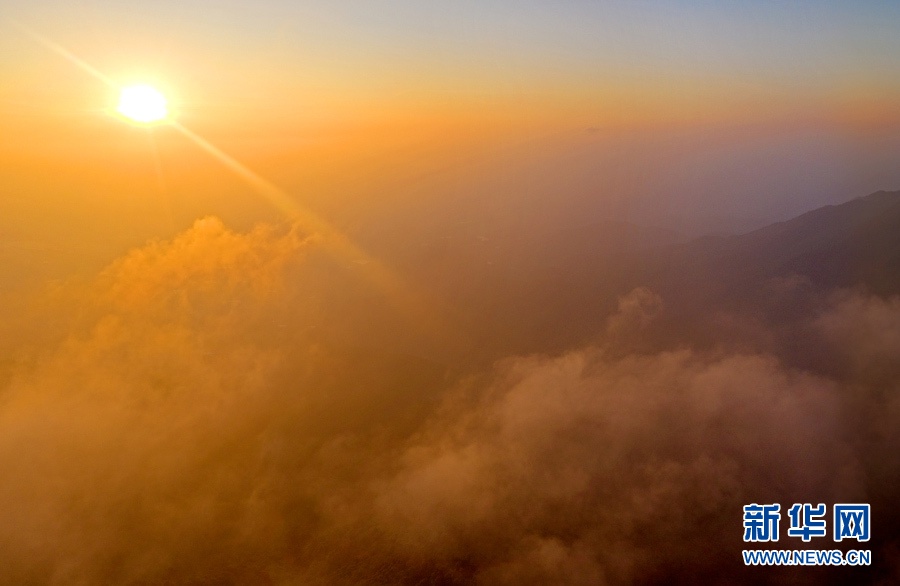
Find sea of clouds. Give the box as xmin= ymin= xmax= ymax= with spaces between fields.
xmin=0 ymin=217 xmax=897 ymax=584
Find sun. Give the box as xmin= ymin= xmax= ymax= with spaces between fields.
xmin=116 ymin=84 xmax=168 ymax=124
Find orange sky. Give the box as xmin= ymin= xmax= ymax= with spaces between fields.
xmin=2 ymin=2 xmax=900 ymax=290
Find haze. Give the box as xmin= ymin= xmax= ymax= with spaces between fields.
xmin=0 ymin=2 xmax=899 ymax=584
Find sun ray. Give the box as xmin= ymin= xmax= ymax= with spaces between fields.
xmin=169 ymin=121 xmax=444 ymax=335
xmin=8 ymin=20 xmax=118 ymax=88
xmin=10 ymin=22 xmax=454 ymax=345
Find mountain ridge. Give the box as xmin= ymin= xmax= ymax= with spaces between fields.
xmin=673 ymin=189 xmax=900 ymax=296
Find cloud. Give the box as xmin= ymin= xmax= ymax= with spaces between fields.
xmin=602 ymin=287 xmax=664 ymax=353
xmin=814 ymin=290 xmax=900 ymax=383
xmin=0 ymin=219 xmax=897 ymax=584
xmin=354 ymin=349 xmax=851 ymax=584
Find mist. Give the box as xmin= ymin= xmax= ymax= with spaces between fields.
xmin=1 ymin=211 xmax=897 ymax=584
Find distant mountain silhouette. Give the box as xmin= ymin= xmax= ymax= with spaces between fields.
xmin=761 ymin=190 xmax=900 ymax=294
xmin=658 ymin=190 xmax=900 ymax=303
xmin=393 ymin=189 xmax=900 ymax=363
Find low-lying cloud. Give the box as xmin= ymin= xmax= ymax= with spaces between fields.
xmin=0 ymin=218 xmax=897 ymax=584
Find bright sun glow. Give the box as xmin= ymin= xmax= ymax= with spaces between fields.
xmin=117 ymin=84 xmax=168 ymax=123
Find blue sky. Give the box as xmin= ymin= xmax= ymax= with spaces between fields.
xmin=5 ymin=1 xmax=899 ymax=89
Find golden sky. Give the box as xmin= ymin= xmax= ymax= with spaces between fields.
xmin=2 ymin=1 xmax=900 ymax=289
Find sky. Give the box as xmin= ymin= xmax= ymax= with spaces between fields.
xmin=2 ymin=3 xmax=900 ymax=583
xmin=2 ymin=2 xmax=900 ymax=290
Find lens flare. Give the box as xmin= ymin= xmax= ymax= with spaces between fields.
xmin=13 ymin=23 xmax=453 ymax=345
